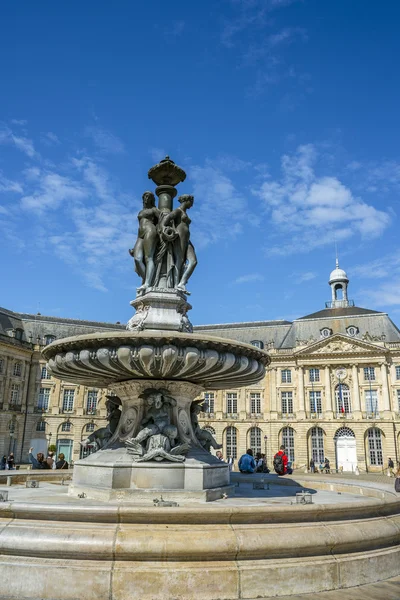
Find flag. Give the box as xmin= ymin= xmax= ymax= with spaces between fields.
xmin=338 ymin=378 xmax=345 ymax=413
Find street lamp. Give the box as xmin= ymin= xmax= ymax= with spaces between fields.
xmin=9 ymin=416 xmax=16 ymax=455
xmin=264 ymin=435 xmax=268 ymax=467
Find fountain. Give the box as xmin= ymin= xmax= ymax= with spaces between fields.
xmin=1 ymin=158 xmax=400 ymax=600
xmin=43 ymin=156 xmax=269 ymax=502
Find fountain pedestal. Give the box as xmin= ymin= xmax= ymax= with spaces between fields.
xmin=70 ymin=379 xmax=233 ymax=501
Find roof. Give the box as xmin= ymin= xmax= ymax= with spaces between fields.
xmin=298 ymin=306 xmax=381 ymax=320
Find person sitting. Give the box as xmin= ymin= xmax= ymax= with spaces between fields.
xmin=324 ymin=458 xmax=331 ymax=473
xmin=273 ymin=445 xmax=293 ymax=475
xmin=55 ymin=453 xmax=68 ymax=470
xmin=28 ymin=448 xmax=50 ymax=469
xmin=238 ymin=449 xmax=256 ymax=473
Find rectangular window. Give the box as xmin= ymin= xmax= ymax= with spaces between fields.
xmin=204 ymin=392 xmax=215 ymax=413
xmin=13 ymin=362 xmax=22 ymax=376
xmin=365 ymin=389 xmax=378 ymax=414
xmin=36 ymin=420 xmax=46 ymax=432
xmin=250 ymin=392 xmax=261 ymax=413
xmin=397 ymin=390 xmax=400 ymax=412
xmin=309 ymin=390 xmax=322 ymax=413
xmin=0 ymin=358 xmax=3 ymax=373
xmin=10 ymin=383 xmax=20 ymax=404
xmin=86 ymin=390 xmax=98 ymax=413
xmin=62 ymin=389 xmax=75 ymax=412
xmin=364 ymin=367 xmax=375 ymax=381
xmin=86 ymin=423 xmax=95 ymax=432
xmin=41 ymin=366 xmax=51 ymax=380
xmin=309 ymin=368 xmax=320 ymax=382
xmin=61 ymin=422 xmax=71 ymax=432
xmin=281 ymin=369 xmax=291 ymax=383
xmin=396 ymin=366 xmax=400 ymax=380
xmin=37 ymin=388 xmax=50 ymax=411
xmin=226 ymin=393 xmax=237 ymax=414
xmin=281 ymin=391 xmax=293 ymax=414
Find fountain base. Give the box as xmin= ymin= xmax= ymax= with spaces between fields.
xmin=70 ymin=447 xmax=233 ymax=502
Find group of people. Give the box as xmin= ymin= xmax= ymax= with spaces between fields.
xmin=237 ymin=445 xmax=292 ymax=475
xmin=28 ymin=448 xmax=68 ymax=470
xmin=0 ymin=453 xmax=15 ymax=470
xmin=309 ymin=458 xmax=330 ymax=474
xmin=216 ymin=450 xmax=234 ymax=470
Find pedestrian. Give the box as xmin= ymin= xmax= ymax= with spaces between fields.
xmin=261 ymin=454 xmax=270 ymax=473
xmin=309 ymin=458 xmax=315 ymax=473
xmin=227 ymin=456 xmax=234 ymax=471
xmin=55 ymin=453 xmax=68 ymax=470
xmin=388 ymin=457 xmax=395 ymax=477
xmin=0 ymin=455 xmax=6 ymax=470
xmin=46 ymin=452 xmax=55 ymax=469
xmin=324 ymin=458 xmax=331 ymax=474
xmin=7 ymin=453 xmax=15 ymax=470
xmin=238 ymin=449 xmax=256 ymax=473
xmin=28 ymin=447 xmax=50 ymax=469
xmin=273 ymin=445 xmax=292 ymax=475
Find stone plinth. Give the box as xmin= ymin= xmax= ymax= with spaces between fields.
xmin=128 ymin=288 xmax=193 ymax=333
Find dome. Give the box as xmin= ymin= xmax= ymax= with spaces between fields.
xmin=329 ymin=267 xmax=348 ymax=283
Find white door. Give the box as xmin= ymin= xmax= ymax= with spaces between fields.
xmin=336 ymin=437 xmax=357 ymax=472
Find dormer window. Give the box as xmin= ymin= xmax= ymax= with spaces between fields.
xmin=44 ymin=335 xmax=56 ymax=346
xmin=320 ymin=328 xmax=332 ymax=338
xmin=14 ymin=328 xmax=23 ymax=341
xmin=250 ymin=340 xmax=264 ymax=349
xmin=346 ymin=326 xmax=358 ymax=337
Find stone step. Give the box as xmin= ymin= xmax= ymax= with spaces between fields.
xmin=248 ymin=575 xmax=400 ymax=599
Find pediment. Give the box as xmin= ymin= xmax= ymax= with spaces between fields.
xmin=294 ymin=334 xmax=386 ymax=357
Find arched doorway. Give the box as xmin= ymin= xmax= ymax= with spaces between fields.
xmin=224 ymin=426 xmax=237 ymax=460
xmin=335 ymin=427 xmax=356 ymax=472
xmin=310 ymin=427 xmax=325 ymax=463
xmin=248 ymin=427 xmax=262 ymax=455
xmin=281 ymin=427 xmax=295 ymax=463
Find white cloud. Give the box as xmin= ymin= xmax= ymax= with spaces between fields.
xmin=0 ymin=173 xmax=23 ymax=194
xmin=253 ymin=144 xmax=391 ymax=255
xmin=0 ymin=124 xmax=37 ymax=158
xmin=21 ymin=171 xmax=87 ymax=212
xmin=41 ymin=131 xmax=60 ymax=146
xmin=296 ymin=271 xmax=317 ymax=284
xmin=84 ymin=126 xmax=125 ymax=154
xmin=234 ymin=273 xmax=264 ymax=284
xmin=190 ymin=163 xmax=258 ymax=248
xmin=149 ymin=147 xmax=166 ymax=163
xmin=11 ymin=119 xmax=28 ymax=126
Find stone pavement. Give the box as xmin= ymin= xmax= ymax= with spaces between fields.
xmin=268 ymin=575 xmax=400 ymax=600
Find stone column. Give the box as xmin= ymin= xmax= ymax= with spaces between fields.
xmin=270 ymin=368 xmax=278 ymax=417
xmin=297 ymin=366 xmax=305 ymax=417
xmin=351 ymin=364 xmax=362 ymax=413
xmin=324 ymin=366 xmax=332 ymax=418
xmin=380 ymin=363 xmax=391 ymax=413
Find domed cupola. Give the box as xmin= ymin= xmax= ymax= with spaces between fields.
xmin=328 ymin=259 xmax=350 ymax=308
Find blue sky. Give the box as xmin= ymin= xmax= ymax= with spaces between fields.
xmin=1 ymin=0 xmax=400 ymax=326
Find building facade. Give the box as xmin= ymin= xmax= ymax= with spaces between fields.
xmin=1 ymin=262 xmax=400 ymax=471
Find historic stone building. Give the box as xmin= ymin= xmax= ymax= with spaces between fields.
xmin=1 ymin=261 xmax=400 ymax=471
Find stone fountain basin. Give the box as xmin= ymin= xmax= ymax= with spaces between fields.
xmin=42 ymin=330 xmax=269 ymax=388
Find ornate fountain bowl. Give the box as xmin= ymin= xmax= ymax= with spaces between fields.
xmin=42 ymin=330 xmax=269 ymax=389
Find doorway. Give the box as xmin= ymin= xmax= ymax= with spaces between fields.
xmin=335 ymin=427 xmax=357 ymax=472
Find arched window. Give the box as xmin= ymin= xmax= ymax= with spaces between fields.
xmin=225 ymin=426 xmax=237 ymax=459
xmin=282 ymin=427 xmax=295 ymax=462
xmin=334 ymin=284 xmax=343 ymax=300
xmin=203 ymin=426 xmax=216 ymax=435
xmin=61 ymin=422 xmax=72 ymax=432
xmin=86 ymin=423 xmax=95 ymax=433
xmin=36 ymin=420 xmax=46 ymax=432
xmin=368 ymin=428 xmax=383 ymax=466
xmin=248 ymin=427 xmax=262 ymax=455
xmin=311 ymin=427 xmax=325 ymax=463
xmin=334 ymin=427 xmax=355 ymax=439
xmin=335 ymin=383 xmax=351 ymax=415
